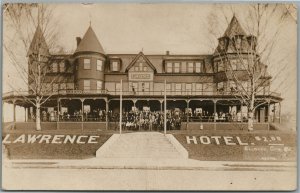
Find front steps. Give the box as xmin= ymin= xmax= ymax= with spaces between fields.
xmin=96 ymin=132 xmax=186 ymax=159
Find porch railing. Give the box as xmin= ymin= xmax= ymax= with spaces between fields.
xmin=3 ymin=89 xmax=281 ymax=98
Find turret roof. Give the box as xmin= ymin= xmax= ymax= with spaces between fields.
xmin=27 ymin=25 xmax=49 ymax=57
xmin=223 ymin=15 xmax=247 ymax=38
xmin=75 ymin=26 xmax=105 ymax=54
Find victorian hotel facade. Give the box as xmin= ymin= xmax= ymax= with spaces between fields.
xmin=3 ymin=16 xmax=282 ymax=130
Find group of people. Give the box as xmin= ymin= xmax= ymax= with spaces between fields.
xmin=110 ymin=110 xmax=182 ymax=131
xmin=35 ymin=107 xmax=247 ymax=124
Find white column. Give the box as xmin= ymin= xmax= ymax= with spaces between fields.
xmin=105 ymin=99 xmax=109 ymax=130
xmin=13 ymin=100 xmax=16 ymax=130
xmin=164 ymin=79 xmax=167 ymax=135
xmin=120 ymin=79 xmax=123 ymax=134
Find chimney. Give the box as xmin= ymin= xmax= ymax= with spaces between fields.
xmin=76 ymin=37 xmax=81 ymax=46
xmin=166 ymin=50 xmax=170 ymax=55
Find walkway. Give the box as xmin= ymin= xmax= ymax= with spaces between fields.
xmin=100 ymin=132 xmax=183 ymax=159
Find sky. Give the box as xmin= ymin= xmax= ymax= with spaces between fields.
xmin=2 ymin=3 xmax=297 ymax=121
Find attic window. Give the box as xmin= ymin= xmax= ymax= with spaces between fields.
xmin=111 ymin=61 xmax=119 ymax=72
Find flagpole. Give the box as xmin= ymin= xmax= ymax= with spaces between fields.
xmin=120 ymin=79 xmax=122 ymax=134
xmin=164 ymin=79 xmax=167 ymax=135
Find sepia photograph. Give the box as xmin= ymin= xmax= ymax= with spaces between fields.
xmin=1 ymin=3 xmax=297 ymax=191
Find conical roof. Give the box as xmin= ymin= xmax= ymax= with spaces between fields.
xmin=75 ymin=26 xmax=105 ymax=54
xmin=27 ymin=25 xmax=49 ymax=57
xmin=223 ymin=15 xmax=247 ymax=38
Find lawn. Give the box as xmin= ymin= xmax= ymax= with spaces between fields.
xmin=2 ymin=129 xmax=113 ymax=159
xmin=171 ymin=130 xmax=297 ymax=162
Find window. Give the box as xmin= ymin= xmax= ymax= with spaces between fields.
xmin=235 ymin=37 xmax=241 ymax=49
xmin=52 ymin=63 xmax=58 ymax=73
xmin=97 ymin=81 xmax=102 ymax=90
xmin=97 ymin=60 xmax=103 ymax=71
xmin=230 ymin=60 xmax=237 ymax=70
xmin=174 ymin=63 xmax=180 ymax=73
xmin=131 ymin=82 xmax=138 ymax=92
xmin=166 ymin=62 xmax=172 ymax=73
xmin=142 ymin=82 xmax=150 ymax=92
xmin=181 ymin=62 xmax=186 ymax=73
xmin=84 ymin=59 xmax=91 ymax=69
xmin=67 ymin=83 xmax=74 ymax=90
xmin=195 ymin=83 xmax=202 ymax=95
xmin=195 ymin=62 xmax=201 ymax=73
xmin=53 ymin=83 xmax=59 ymax=92
xmin=143 ymin=66 xmax=148 ymax=71
xmin=112 ymin=61 xmax=119 ymax=71
xmin=134 ymin=65 xmax=139 ymax=71
xmin=218 ymin=62 xmax=224 ymax=72
xmin=188 ymin=62 xmax=194 ymax=73
xmin=229 ymin=81 xmax=237 ymax=92
xmin=175 ymin=84 xmax=181 ymax=94
xmin=217 ymin=82 xmax=224 ymax=92
xmin=139 ymin=62 xmax=143 ymax=71
xmin=186 ymin=84 xmax=192 ymax=95
xmin=83 ymin=80 xmax=90 ymax=90
xmin=60 ymin=83 xmax=66 ymax=90
xmin=59 ymin=62 xmax=65 ymax=72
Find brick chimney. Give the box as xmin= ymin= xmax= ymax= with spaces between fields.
xmin=76 ymin=37 xmax=81 ymax=46
xmin=166 ymin=50 xmax=170 ymax=55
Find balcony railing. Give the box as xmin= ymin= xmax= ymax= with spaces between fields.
xmin=3 ymin=89 xmax=281 ymax=98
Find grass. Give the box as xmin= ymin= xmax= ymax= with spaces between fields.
xmin=3 ymin=132 xmax=112 ymax=159
xmin=173 ymin=131 xmax=297 ymax=162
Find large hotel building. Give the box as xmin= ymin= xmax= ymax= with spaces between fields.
xmin=3 ymin=16 xmax=282 ymax=130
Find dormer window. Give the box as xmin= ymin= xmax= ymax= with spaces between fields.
xmin=166 ymin=62 xmax=172 ymax=73
xmin=52 ymin=62 xmax=58 ymax=73
xmin=112 ymin=61 xmax=119 ymax=71
xmin=59 ymin=62 xmax=65 ymax=72
xmin=188 ymin=62 xmax=194 ymax=73
xmin=195 ymin=62 xmax=201 ymax=73
xmin=174 ymin=63 xmax=180 ymax=73
xmin=84 ymin=59 xmax=91 ymax=69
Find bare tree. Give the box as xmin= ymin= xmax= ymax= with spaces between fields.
xmin=3 ymin=3 xmax=63 ymax=130
xmin=207 ymin=4 xmax=293 ymax=131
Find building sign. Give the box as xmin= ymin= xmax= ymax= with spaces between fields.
xmin=2 ymin=134 xmax=100 ymax=144
xmin=183 ymin=134 xmax=296 ymax=161
xmin=129 ymin=72 xmax=153 ymax=81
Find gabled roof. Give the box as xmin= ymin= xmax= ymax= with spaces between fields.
xmin=125 ymin=52 xmax=157 ymax=73
xmin=27 ymin=25 xmax=49 ymax=57
xmin=75 ymin=26 xmax=105 ymax=55
xmin=223 ymin=15 xmax=247 ymax=38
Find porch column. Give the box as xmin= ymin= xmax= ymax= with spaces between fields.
xmin=57 ymin=98 xmax=60 ymax=130
xmin=24 ymin=107 xmax=27 ymax=122
xmin=81 ymin=98 xmax=85 ymax=131
xmin=159 ymin=100 xmax=163 ymax=112
xmin=213 ymin=100 xmax=217 ymax=122
xmin=279 ymin=102 xmax=281 ymax=124
xmin=13 ymin=100 xmax=16 ymax=130
xmin=213 ymin=100 xmax=217 ymax=130
xmin=105 ymin=99 xmax=109 ymax=130
xmin=267 ymin=101 xmax=271 ymax=122
xmin=186 ymin=99 xmax=190 ymax=128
